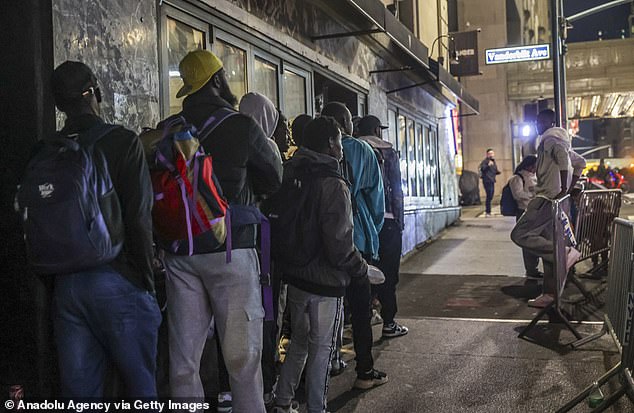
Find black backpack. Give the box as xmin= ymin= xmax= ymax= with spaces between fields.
xmin=266 ymin=167 xmax=343 ymax=267
xmin=500 ymin=173 xmax=525 ymax=216
xmin=17 ymin=124 xmax=124 ymax=275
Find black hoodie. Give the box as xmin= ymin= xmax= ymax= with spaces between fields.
xmin=279 ymin=148 xmax=368 ymax=297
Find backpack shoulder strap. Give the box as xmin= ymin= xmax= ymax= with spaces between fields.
xmin=198 ymin=108 xmax=239 ymax=143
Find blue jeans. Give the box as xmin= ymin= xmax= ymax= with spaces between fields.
xmin=53 ymin=266 xmax=162 ymax=399
xmin=483 ymin=180 xmax=495 ymax=214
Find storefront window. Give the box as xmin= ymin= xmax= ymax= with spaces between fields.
xmin=416 ymin=124 xmax=425 ymax=196
xmin=407 ymin=120 xmax=417 ymax=197
xmin=166 ymin=17 xmax=205 ymax=115
xmin=398 ymin=115 xmax=408 ymax=196
xmin=214 ymin=39 xmax=247 ymax=104
xmin=283 ymin=69 xmax=306 ymax=121
xmin=387 ymin=109 xmax=397 ymax=147
xmin=254 ymin=57 xmax=278 ymax=106
xmin=429 ymin=129 xmax=439 ymax=197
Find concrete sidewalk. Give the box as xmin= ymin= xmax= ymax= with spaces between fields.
xmin=317 ymin=207 xmax=631 ymax=412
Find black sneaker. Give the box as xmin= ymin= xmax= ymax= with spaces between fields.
xmin=525 ymin=272 xmax=544 ymax=280
xmin=353 ymin=368 xmax=388 ymax=389
xmin=382 ymin=322 xmax=409 ymax=338
xmin=330 ymin=359 xmax=347 ymax=377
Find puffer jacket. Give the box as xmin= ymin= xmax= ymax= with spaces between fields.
xmin=280 ymin=148 xmax=368 ymax=297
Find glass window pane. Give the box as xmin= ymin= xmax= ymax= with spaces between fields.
xmin=214 ymin=40 xmax=247 ymax=104
xmin=407 ymin=120 xmax=417 ymax=197
xmin=430 ymin=129 xmax=439 ymax=196
xmin=416 ymin=124 xmax=425 ymax=197
xmin=425 ymin=128 xmax=433 ymax=196
xmin=166 ymin=17 xmax=205 ymax=115
xmin=254 ymin=57 xmax=278 ymax=106
xmin=283 ymin=70 xmax=306 ymax=121
xmin=387 ymin=109 xmax=397 ymax=147
xmin=398 ymin=115 xmax=408 ymax=197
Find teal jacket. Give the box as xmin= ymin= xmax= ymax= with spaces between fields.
xmin=342 ymin=135 xmax=385 ymax=259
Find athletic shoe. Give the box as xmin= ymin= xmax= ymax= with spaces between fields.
xmin=382 ymin=322 xmax=409 ymax=338
xmin=566 ymin=247 xmax=582 ymax=272
xmin=527 ymin=293 xmax=555 ymax=308
xmin=525 ymin=272 xmax=544 ymax=280
xmin=264 ymin=392 xmax=275 ymax=410
xmin=353 ymin=368 xmax=389 ymax=389
xmin=371 ymin=309 xmax=383 ymax=326
xmin=330 ymin=359 xmax=347 ymax=377
xmin=217 ymin=392 xmax=232 ymax=413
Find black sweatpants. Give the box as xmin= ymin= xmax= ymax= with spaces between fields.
xmin=373 ymin=219 xmax=402 ymax=325
xmin=346 ymin=266 xmax=374 ymax=375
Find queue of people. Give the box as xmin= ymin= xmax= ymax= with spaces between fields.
xmin=18 ymin=49 xmax=409 ymax=413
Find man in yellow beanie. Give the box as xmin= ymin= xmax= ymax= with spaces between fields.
xmin=161 ymin=50 xmax=282 ymax=412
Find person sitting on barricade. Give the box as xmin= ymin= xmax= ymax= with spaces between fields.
xmin=511 ymin=109 xmax=585 ymax=308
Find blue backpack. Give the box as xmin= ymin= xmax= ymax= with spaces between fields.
xmin=17 ymin=124 xmax=124 ymax=275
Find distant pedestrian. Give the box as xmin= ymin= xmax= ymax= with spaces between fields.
xmin=511 ymin=109 xmax=585 ymax=308
xmin=357 ymin=115 xmax=408 ymax=338
xmin=508 ymin=155 xmax=541 ymax=279
xmin=480 ymin=148 xmax=501 ymax=216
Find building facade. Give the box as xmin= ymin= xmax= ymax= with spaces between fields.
xmin=48 ymin=0 xmax=478 ymax=255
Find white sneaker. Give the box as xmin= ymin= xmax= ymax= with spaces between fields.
xmin=371 ymin=309 xmax=383 ymax=326
xmin=273 ymin=401 xmax=299 ymax=413
xmin=566 ymin=247 xmax=582 ymax=272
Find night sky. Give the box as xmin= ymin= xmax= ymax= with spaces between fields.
xmin=564 ymin=0 xmax=632 ymax=42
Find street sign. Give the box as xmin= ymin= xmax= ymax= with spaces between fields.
xmin=485 ymin=44 xmax=550 ymax=65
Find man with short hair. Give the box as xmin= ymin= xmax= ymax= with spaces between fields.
xmin=358 ymin=115 xmax=408 ymax=338
xmin=50 ymin=61 xmax=161 ymax=399
xmin=164 ymin=50 xmax=282 ymax=412
xmin=320 ymin=102 xmax=387 ymax=389
xmin=480 ymin=148 xmax=501 ymax=216
xmin=511 ymin=109 xmax=585 ymax=308
xmin=272 ymin=116 xmax=369 ymax=413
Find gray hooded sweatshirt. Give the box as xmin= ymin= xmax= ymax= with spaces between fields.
xmin=535 ymin=127 xmax=586 ymax=199
xmin=239 ymin=91 xmax=283 ymax=161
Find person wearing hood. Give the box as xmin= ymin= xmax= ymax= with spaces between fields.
xmin=357 ymin=115 xmax=408 ymax=339
xmin=239 ymin=91 xmax=284 ymax=162
xmin=511 ymin=109 xmax=585 ymax=308
xmin=271 ymin=116 xmax=369 ymax=413
xmin=508 ymin=155 xmax=540 ymax=278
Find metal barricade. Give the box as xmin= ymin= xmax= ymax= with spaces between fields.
xmin=572 ymin=216 xmax=633 ymax=349
xmin=557 ymin=218 xmax=634 ymax=412
xmin=519 ymin=196 xmax=584 ymax=341
xmin=567 ymin=190 xmax=622 ymax=300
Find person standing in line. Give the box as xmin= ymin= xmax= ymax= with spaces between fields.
xmin=271 ymin=116 xmax=369 ymax=413
xmin=511 ymin=109 xmax=585 ymax=308
xmin=508 ymin=155 xmax=541 ymax=279
xmin=320 ymin=102 xmax=388 ymax=390
xmin=480 ymin=148 xmax=501 ymax=216
xmin=48 ymin=61 xmax=162 ymax=400
xmin=163 ymin=50 xmax=282 ymax=413
xmin=357 ymin=115 xmax=408 ymax=338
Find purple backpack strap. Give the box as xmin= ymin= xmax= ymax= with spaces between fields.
xmin=259 ymin=216 xmax=273 ymax=321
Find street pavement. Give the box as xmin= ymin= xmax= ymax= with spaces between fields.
xmin=317 ymin=205 xmax=632 ymax=413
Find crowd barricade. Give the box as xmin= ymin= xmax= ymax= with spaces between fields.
xmin=557 ymin=218 xmax=634 ymax=412
xmin=567 ymin=189 xmax=622 ymax=300
xmin=518 ymin=195 xmax=584 ymax=341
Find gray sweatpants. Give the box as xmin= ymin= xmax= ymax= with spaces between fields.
xmin=511 ymin=197 xmax=556 ymax=293
xmin=276 ymin=285 xmax=343 ymax=413
xmin=164 ymin=248 xmax=266 ymax=413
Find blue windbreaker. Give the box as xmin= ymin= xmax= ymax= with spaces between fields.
xmin=342 ymin=135 xmax=385 ymax=259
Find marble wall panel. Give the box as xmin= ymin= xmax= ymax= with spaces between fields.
xmin=52 ymin=0 xmax=160 ymax=132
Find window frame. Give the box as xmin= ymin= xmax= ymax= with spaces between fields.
xmin=281 ymin=63 xmax=313 ymax=119
xmin=159 ymin=6 xmax=210 ymax=118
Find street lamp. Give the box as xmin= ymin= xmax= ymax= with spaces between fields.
xmin=429 ymin=34 xmax=459 ymax=66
